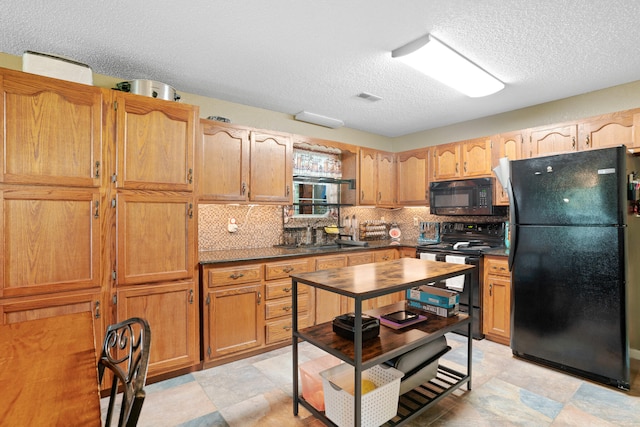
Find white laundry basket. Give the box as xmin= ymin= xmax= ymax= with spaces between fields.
xmin=320 ymin=363 xmax=403 ymax=427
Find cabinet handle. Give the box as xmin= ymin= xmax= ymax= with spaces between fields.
xmin=242 ymin=182 xmax=247 ymax=194
xmin=283 ymin=325 xmax=292 ymax=331
xmin=257 ymin=291 xmax=262 ymax=305
xmin=229 ymin=273 xmax=245 ymax=279
xmin=378 ymin=192 xmax=381 ymax=202
xmin=283 ymin=267 xmax=294 ymax=273
xmin=464 ymin=161 xmax=467 ymax=173
xmin=95 ymin=161 xmax=100 ymax=178
xmin=572 ymin=136 xmax=576 ymax=149
xmin=187 ymin=168 xmax=193 ymax=184
xmin=187 ymin=203 xmax=193 ymax=219
xmin=94 ymin=301 xmax=101 ymax=319
xmin=94 ymin=201 xmax=99 ymax=219
xmin=286 ymin=185 xmax=290 ymax=196
xmin=283 ymin=287 xmax=291 ymax=293
xmin=489 ymin=283 xmax=493 ymax=296
xmin=585 ymin=135 xmax=590 ymax=147
xmin=456 ymin=163 xmax=459 ymax=173
xmin=283 ymin=306 xmax=292 ymax=312
xmin=189 ymin=289 xmax=194 ymax=304
xmin=361 ymin=190 xmax=365 ymax=200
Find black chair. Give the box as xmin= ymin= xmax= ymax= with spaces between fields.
xmin=98 ymin=318 xmax=151 ymax=427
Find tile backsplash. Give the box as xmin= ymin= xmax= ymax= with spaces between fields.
xmin=198 ymin=204 xmax=507 ymax=251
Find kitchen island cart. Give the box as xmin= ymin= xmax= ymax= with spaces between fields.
xmin=291 ymin=257 xmax=475 ymax=426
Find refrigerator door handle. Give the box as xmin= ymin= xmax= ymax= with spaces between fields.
xmin=507 ymin=178 xmax=517 ymax=271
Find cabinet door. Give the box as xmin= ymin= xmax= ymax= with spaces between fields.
xmin=483 ymin=275 xmax=511 ymax=344
xmin=398 ymin=247 xmax=416 ymax=258
xmin=376 ymin=151 xmax=396 ymax=207
xmin=114 ymin=92 xmax=196 ymax=191
xmin=0 ymin=187 xmax=101 ymax=298
xmin=579 ymin=110 xmax=637 ymax=151
xmin=396 ymin=148 xmax=429 ymax=206
xmin=204 ymin=283 xmax=264 ymax=359
xmin=529 ymin=124 xmax=578 ymax=157
xmin=198 ymin=120 xmax=250 ymax=201
xmin=0 ymin=69 xmax=102 ymax=187
xmin=116 ymin=281 xmax=198 ymax=376
xmin=433 ymin=143 xmax=461 ymax=180
xmin=461 ymin=137 xmax=492 ymax=177
xmin=0 ymin=289 xmax=103 ymax=334
xmin=249 ymin=131 xmax=292 ymax=203
xmin=491 ymin=132 xmax=524 ymax=205
xmin=116 ymin=192 xmax=194 ymax=285
xmin=358 ymin=148 xmax=377 ymax=205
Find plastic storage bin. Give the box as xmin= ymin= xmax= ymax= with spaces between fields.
xmin=299 ymin=354 xmax=341 ymax=411
xmin=320 ymin=363 xmax=403 ymax=427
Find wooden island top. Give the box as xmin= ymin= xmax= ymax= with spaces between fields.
xmin=290 ymin=257 xmax=474 ymax=299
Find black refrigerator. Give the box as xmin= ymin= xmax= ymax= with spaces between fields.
xmin=508 ymin=145 xmax=632 ymax=390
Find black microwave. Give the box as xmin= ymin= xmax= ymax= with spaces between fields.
xmin=429 ymin=178 xmax=495 ymax=216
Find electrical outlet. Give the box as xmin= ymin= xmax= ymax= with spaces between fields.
xmin=227 ymin=218 xmax=238 ymax=233
xmin=413 ymin=217 xmax=419 ymax=226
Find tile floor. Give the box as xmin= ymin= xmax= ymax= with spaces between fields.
xmin=103 ymin=334 xmax=640 ymax=426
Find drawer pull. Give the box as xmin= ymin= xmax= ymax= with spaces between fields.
xmin=283 ymin=287 xmax=291 ymax=293
xmin=283 ymin=325 xmax=292 ymax=331
xmin=283 ymin=267 xmax=294 ymax=273
xmin=283 ymin=306 xmax=292 ymax=312
xmin=229 ymin=273 xmax=245 ymax=279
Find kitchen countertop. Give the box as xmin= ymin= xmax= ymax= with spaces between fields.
xmin=199 ymin=239 xmax=417 ymax=264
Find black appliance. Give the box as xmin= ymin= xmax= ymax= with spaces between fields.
xmin=416 ymin=222 xmax=506 ymax=339
xmin=509 ymin=146 xmax=635 ymax=390
xmin=430 ymin=178 xmax=506 ymax=216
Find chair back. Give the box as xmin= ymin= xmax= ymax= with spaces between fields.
xmin=98 ymin=317 xmax=151 ymax=427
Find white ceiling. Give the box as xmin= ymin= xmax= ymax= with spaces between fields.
xmin=3 ymin=1 xmax=640 ymax=137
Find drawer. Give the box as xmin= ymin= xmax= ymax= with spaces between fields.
xmin=265 ymin=279 xmax=308 ymax=300
xmin=266 ymin=314 xmax=310 ymax=344
xmin=347 ymin=252 xmax=374 ymax=266
xmin=485 ymin=257 xmax=510 ymax=277
xmin=207 ymin=264 xmax=263 ymax=287
xmin=265 ymin=259 xmax=311 ymax=281
xmin=374 ymin=249 xmax=396 ymax=262
xmin=265 ymin=294 xmax=309 ymax=319
xmin=315 ymin=255 xmax=346 ymax=271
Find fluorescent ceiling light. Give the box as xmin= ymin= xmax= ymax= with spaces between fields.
xmin=392 ymin=34 xmax=505 ymax=97
xmin=294 ymin=111 xmax=344 ymax=128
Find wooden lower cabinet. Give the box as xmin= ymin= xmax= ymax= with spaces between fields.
xmin=482 ymin=256 xmax=511 ymax=345
xmin=116 ymin=280 xmax=199 ymax=376
xmin=204 ymin=282 xmax=264 ymax=361
xmin=314 ymin=254 xmax=348 ymax=324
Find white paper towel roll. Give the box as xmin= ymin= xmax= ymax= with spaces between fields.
xmin=444 ymin=255 xmax=466 ymax=291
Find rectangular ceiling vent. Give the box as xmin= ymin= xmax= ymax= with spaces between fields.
xmin=357 ymin=92 xmax=383 ymax=102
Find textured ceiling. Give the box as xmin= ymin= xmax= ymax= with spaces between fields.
xmin=3 ymin=1 xmax=640 ymax=137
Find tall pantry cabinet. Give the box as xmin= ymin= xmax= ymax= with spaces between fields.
xmin=0 ymin=69 xmax=106 ymax=347
xmin=0 ymin=67 xmax=200 ymax=381
xmin=107 ymin=91 xmax=199 ymax=377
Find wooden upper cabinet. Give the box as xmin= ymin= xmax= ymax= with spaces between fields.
xmin=491 ymin=131 xmax=524 ymax=205
xmin=396 ymin=148 xmax=429 ymax=206
xmin=114 ymin=92 xmax=197 ymax=191
xmin=377 ymin=151 xmax=396 ymax=207
xmin=0 ymin=187 xmax=101 ymax=298
xmin=249 ymin=130 xmax=292 ymax=203
xmin=358 ymin=148 xmax=396 ymax=206
xmin=529 ymin=124 xmax=578 ymax=158
xmin=578 ymin=109 xmax=640 ymax=151
xmin=461 ymin=137 xmax=492 ymax=177
xmin=115 ymin=192 xmax=194 ymax=285
xmin=198 ymin=120 xmax=250 ymax=201
xmin=358 ymin=148 xmax=377 ymax=205
xmin=433 ymin=142 xmax=461 ymax=180
xmin=0 ymin=69 xmax=102 ymax=187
